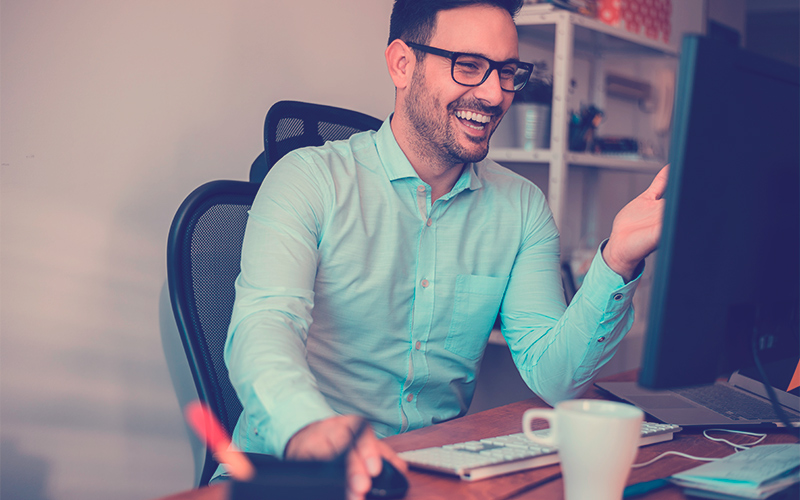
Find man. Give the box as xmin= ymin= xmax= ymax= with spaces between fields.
xmin=221 ymin=1 xmax=667 ymax=499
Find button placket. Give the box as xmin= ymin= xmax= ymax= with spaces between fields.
xmin=416 ymin=184 xmax=428 ymax=220
xmin=404 ymin=182 xmax=436 ymax=431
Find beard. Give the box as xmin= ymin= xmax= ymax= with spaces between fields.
xmin=404 ymin=67 xmax=503 ymax=167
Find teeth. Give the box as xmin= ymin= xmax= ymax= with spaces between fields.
xmin=456 ymin=110 xmax=491 ymax=124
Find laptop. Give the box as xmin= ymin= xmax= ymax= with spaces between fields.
xmin=596 ymin=356 xmax=800 ymax=428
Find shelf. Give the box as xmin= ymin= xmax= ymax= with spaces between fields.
xmin=488 ymin=147 xmax=551 ymax=163
xmin=566 ymin=152 xmax=665 ymax=172
xmin=489 ymin=148 xmax=664 ymax=173
xmin=515 ymin=8 xmax=677 ymax=58
xmin=498 ymin=6 xmax=675 ymax=230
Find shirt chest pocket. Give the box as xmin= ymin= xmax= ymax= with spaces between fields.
xmin=445 ymin=274 xmax=510 ymax=360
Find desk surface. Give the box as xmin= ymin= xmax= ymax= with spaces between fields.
xmin=155 ymin=371 xmax=798 ymax=500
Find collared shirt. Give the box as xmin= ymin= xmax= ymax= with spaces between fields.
xmin=223 ymin=117 xmax=640 ymax=464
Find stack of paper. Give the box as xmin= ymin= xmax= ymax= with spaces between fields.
xmin=670 ymin=444 xmax=799 ymax=500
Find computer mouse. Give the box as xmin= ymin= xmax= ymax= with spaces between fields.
xmin=367 ymin=458 xmax=409 ymax=499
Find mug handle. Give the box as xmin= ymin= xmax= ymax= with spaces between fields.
xmin=522 ymin=408 xmax=557 ymax=447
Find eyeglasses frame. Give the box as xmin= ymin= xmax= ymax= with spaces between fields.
xmin=404 ymin=41 xmax=534 ymax=93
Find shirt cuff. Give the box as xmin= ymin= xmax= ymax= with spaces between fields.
xmin=267 ymin=390 xmax=338 ymax=458
xmin=578 ymin=240 xmax=642 ymax=312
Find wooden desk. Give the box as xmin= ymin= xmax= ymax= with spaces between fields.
xmin=155 ymin=372 xmax=798 ymax=500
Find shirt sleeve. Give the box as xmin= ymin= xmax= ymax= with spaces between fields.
xmin=224 ymin=151 xmax=337 ymax=457
xmin=501 ymin=203 xmax=642 ymax=406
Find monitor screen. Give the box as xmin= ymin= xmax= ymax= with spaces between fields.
xmin=638 ymin=35 xmax=800 ymax=390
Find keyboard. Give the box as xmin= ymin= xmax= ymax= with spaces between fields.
xmin=673 ymin=385 xmax=788 ymax=421
xmin=398 ymin=421 xmax=682 ymax=481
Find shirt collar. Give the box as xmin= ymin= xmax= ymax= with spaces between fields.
xmin=375 ymin=115 xmax=485 ymax=194
xmin=375 ymin=115 xmax=418 ymax=182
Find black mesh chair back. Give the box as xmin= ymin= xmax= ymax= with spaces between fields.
xmin=167 ymin=179 xmax=260 ymax=486
xmin=249 ymin=100 xmax=383 ymax=183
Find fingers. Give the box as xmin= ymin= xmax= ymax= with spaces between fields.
xmin=376 ymin=439 xmax=408 ymax=474
xmin=347 ymin=432 xmax=377 ymax=500
xmin=285 ymin=415 xmax=405 ymax=500
xmin=347 ymin=420 xmax=407 ymax=500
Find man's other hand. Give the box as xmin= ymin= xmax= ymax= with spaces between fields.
xmin=603 ymin=165 xmax=669 ymax=282
xmin=284 ymin=415 xmax=408 ymax=500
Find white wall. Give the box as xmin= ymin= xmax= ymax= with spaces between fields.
xmin=1 ymin=2 xmax=394 ymax=499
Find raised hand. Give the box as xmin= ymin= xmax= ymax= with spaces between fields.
xmin=602 ymin=165 xmax=669 ymax=282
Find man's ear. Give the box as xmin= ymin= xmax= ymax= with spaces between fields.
xmin=385 ymin=39 xmax=415 ymax=90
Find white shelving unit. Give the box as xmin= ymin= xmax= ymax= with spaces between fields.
xmin=489 ymin=6 xmax=677 ymax=230
xmin=485 ymin=7 xmax=676 ymax=348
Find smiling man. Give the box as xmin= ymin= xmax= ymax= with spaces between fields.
xmin=389 ymin=4 xmax=522 ymax=199
xmin=221 ymin=1 xmax=667 ymax=499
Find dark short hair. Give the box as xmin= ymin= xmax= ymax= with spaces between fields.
xmin=388 ymin=0 xmax=524 ymax=46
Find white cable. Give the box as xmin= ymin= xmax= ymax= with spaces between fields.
xmin=632 ymin=450 xmax=720 ymax=468
xmin=632 ymin=428 xmax=769 ymax=468
xmin=702 ymin=428 xmax=767 ymax=451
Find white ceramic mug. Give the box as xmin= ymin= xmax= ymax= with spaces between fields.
xmin=523 ymin=399 xmax=644 ymax=500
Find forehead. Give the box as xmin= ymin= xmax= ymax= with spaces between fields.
xmin=430 ymin=4 xmax=519 ymax=61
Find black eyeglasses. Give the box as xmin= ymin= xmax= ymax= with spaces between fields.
xmin=405 ymin=41 xmax=534 ymax=93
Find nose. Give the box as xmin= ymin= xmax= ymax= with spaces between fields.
xmin=472 ymin=68 xmax=507 ymax=107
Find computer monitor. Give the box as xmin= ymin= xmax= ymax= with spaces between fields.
xmin=638 ymin=35 xmax=800 ymax=390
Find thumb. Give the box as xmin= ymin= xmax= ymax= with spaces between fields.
xmin=647 ymin=165 xmax=669 ymax=200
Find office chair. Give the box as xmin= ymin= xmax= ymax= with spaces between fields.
xmin=250 ymin=100 xmax=383 ymax=183
xmin=167 ymin=179 xmax=259 ymax=487
xmin=168 ymin=101 xmax=381 ymax=485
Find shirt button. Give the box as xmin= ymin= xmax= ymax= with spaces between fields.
xmin=406 ymin=394 xmax=414 ymax=402
xmin=426 ymin=218 xmax=433 ymax=227
xmin=417 ymin=185 xmax=426 ymax=193
xmin=613 ymin=293 xmax=624 ymax=301
xmin=415 ymin=341 xmax=422 ymax=350
xmin=421 ymin=279 xmax=429 ymax=288
xmin=597 ymin=336 xmax=606 ymax=343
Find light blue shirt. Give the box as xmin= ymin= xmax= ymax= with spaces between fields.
xmin=223 ymin=117 xmax=640 ymax=464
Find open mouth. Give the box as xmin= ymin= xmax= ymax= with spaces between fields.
xmin=455 ymin=110 xmax=492 ymax=131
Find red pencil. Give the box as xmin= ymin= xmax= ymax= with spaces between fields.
xmin=184 ymin=401 xmax=255 ymax=482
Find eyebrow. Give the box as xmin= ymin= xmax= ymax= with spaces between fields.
xmin=476 ymin=54 xmax=523 ymax=65
xmin=440 ymin=47 xmax=522 ymax=65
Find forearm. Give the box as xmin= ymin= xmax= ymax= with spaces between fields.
xmin=505 ymin=243 xmax=641 ymax=405
xmin=225 ymin=291 xmax=337 ymax=456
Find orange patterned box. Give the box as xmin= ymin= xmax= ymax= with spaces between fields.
xmin=597 ymin=0 xmax=671 ymax=43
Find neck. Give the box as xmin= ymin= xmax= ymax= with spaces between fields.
xmin=423 ymin=163 xmax=465 ymax=201
xmin=390 ymin=113 xmax=465 ymax=201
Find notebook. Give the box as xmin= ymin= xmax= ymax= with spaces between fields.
xmin=596 ymin=357 xmax=800 ymax=428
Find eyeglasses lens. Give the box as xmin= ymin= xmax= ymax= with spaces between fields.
xmin=452 ymin=54 xmax=531 ymax=91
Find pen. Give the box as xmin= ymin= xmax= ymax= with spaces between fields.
xmin=184 ymin=401 xmax=255 ymax=482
